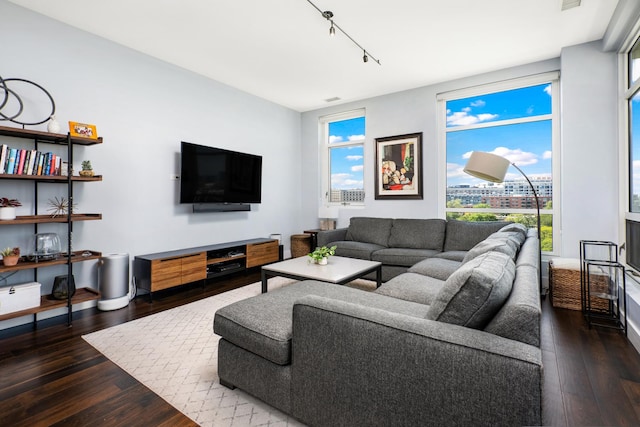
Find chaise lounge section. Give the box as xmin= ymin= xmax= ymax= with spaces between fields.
xmin=214 ymin=220 xmax=542 ymax=426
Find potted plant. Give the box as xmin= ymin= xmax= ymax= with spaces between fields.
xmin=0 ymin=197 xmax=21 ymax=220
xmin=79 ymin=160 xmax=94 ymax=177
xmin=1 ymin=247 xmax=21 ymax=266
xmin=308 ymin=245 xmax=337 ymax=265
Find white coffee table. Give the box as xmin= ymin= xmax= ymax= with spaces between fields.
xmin=261 ymin=255 xmax=382 ymax=293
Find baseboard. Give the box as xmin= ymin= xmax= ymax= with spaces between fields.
xmin=627 ymin=317 xmax=640 ymax=354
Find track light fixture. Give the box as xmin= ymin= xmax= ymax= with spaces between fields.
xmin=306 ymin=0 xmax=381 ymax=65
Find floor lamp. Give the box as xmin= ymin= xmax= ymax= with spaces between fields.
xmin=463 ymin=151 xmax=543 ymax=293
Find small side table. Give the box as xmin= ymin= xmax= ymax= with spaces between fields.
xmin=580 ymin=240 xmax=627 ymax=335
xmin=303 ymin=229 xmax=322 ymax=250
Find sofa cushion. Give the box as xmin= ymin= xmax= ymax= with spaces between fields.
xmin=346 ymin=217 xmax=393 ymax=247
xmin=426 ymin=251 xmax=515 ymax=329
xmin=498 ymin=222 xmax=529 ymax=240
xmin=388 ymin=218 xmax=446 ymax=250
xmin=214 ymin=280 xmax=430 ymax=366
xmin=461 ymin=237 xmax=517 ymax=264
xmin=443 ymin=220 xmax=511 ymax=252
xmin=371 ymin=248 xmax=442 ymax=267
xmin=332 ymin=241 xmax=386 ymax=260
xmin=488 ymin=230 xmax=526 ymax=248
xmin=432 ymin=250 xmax=467 ymax=262
xmin=375 ymin=272 xmax=446 ymax=305
xmin=484 ymin=264 xmax=541 ymax=346
xmin=408 ymin=257 xmax=462 ymax=281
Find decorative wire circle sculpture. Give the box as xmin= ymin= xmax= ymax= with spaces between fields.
xmin=0 ymin=77 xmax=56 ymax=126
xmin=0 ymin=75 xmax=8 ymax=111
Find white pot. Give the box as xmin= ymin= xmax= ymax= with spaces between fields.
xmin=318 ymin=257 xmax=328 ymax=265
xmin=0 ymin=207 xmax=16 ymax=220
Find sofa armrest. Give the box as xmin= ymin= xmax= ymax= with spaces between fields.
xmin=316 ymin=228 xmax=348 ymax=247
xmin=291 ymin=295 xmax=542 ymax=427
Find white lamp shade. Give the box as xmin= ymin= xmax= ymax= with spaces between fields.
xmin=463 ymin=151 xmax=510 ymax=183
xmin=318 ymin=206 xmax=340 ymax=219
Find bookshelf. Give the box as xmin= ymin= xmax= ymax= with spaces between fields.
xmin=0 ymin=125 xmax=103 ymax=325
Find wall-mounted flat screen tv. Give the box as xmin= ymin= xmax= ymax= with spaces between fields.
xmin=180 ymin=141 xmax=262 ymax=205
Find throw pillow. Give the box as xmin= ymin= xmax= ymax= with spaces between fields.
xmin=426 ymin=251 xmax=515 ymax=329
xmin=461 ymin=237 xmax=517 ymax=264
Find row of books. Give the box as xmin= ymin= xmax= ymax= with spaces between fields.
xmin=0 ymin=144 xmax=68 ymax=176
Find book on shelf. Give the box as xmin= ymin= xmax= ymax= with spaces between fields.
xmin=0 ymin=145 xmax=66 ymax=177
xmin=0 ymin=144 xmax=7 ymax=174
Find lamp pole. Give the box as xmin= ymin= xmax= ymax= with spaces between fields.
xmin=511 ymin=163 xmax=543 ymax=293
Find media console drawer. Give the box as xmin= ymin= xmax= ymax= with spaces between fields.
xmin=246 ymin=240 xmax=279 ymax=268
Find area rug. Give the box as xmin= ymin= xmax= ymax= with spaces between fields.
xmin=82 ymin=278 xmax=375 ymax=426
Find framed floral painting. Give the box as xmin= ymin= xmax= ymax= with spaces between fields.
xmin=374 ymin=132 xmax=423 ymax=200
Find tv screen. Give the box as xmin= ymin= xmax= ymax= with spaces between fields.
xmin=180 ymin=142 xmax=262 ymax=204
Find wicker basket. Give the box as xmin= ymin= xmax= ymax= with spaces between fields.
xmin=549 ymin=258 xmax=609 ymax=311
xmin=290 ymin=234 xmax=312 ymax=258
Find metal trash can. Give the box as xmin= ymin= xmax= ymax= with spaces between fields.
xmin=97 ymin=253 xmax=130 ymax=311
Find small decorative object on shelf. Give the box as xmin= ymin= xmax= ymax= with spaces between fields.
xmin=79 ymin=160 xmax=94 ymax=177
xmin=1 ymin=247 xmax=21 ymax=266
xmin=52 ymin=274 xmax=76 ymax=300
xmin=47 ymin=196 xmax=76 ymax=217
xmin=47 ymin=115 xmax=61 ymax=133
xmin=308 ymin=245 xmax=337 ymax=265
xmin=69 ymin=121 xmax=98 ymax=139
xmin=0 ymin=197 xmax=21 ymax=220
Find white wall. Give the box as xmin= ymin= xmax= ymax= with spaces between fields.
xmin=301 ymin=43 xmax=619 ymax=260
xmin=559 ymin=41 xmax=619 ymax=257
xmin=0 ymin=1 xmax=302 ymax=327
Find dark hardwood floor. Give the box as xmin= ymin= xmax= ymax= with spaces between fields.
xmin=1 ymin=272 xmax=640 ymax=426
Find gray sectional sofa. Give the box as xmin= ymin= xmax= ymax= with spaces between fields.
xmin=317 ymin=217 xmax=512 ymax=282
xmin=214 ymin=219 xmax=542 ymax=426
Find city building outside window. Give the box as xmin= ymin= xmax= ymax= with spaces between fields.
xmin=320 ymin=110 xmax=365 ymax=205
xmin=438 ymin=73 xmax=560 ymax=253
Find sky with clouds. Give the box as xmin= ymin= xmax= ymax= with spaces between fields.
xmin=446 ymin=83 xmax=553 ymax=187
xmin=329 ymin=116 xmax=365 ymax=190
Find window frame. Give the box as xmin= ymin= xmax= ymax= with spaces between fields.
xmin=319 ymin=109 xmax=366 ymax=206
xmin=437 ymin=72 xmax=561 ymax=255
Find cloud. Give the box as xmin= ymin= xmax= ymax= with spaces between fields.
xmin=329 ymin=135 xmax=343 ymax=143
xmin=447 ymin=110 xmax=498 ymax=126
xmin=331 ymin=172 xmax=363 ymax=189
xmin=348 ymin=134 xmax=365 ymax=141
xmin=544 ymin=84 xmax=551 ymax=96
xmin=542 ymin=150 xmax=552 ymax=159
xmin=470 ymin=100 xmax=485 ymax=107
xmin=346 ymin=155 xmax=363 ymax=161
xmin=446 ymin=162 xmax=467 ymax=179
xmin=463 ymin=147 xmax=538 ymax=166
xmin=351 ymin=165 xmax=364 ymax=172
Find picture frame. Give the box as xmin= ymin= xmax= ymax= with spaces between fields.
xmin=374 ymin=132 xmax=423 ymax=200
xmin=68 ymin=121 xmax=98 ymax=139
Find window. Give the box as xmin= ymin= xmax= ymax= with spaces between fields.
xmin=438 ymin=73 xmax=560 ymax=253
xmin=320 ymin=110 xmax=365 ymax=205
xmin=628 ymin=36 xmax=640 ymax=212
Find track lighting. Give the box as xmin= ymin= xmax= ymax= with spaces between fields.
xmin=306 ymin=0 xmax=381 ymax=65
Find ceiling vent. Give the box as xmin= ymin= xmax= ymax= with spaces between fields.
xmin=324 ymin=97 xmax=341 ymax=103
xmin=561 ymin=0 xmax=581 ymax=11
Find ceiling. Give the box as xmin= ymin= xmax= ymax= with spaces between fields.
xmin=9 ymin=0 xmax=620 ymax=112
